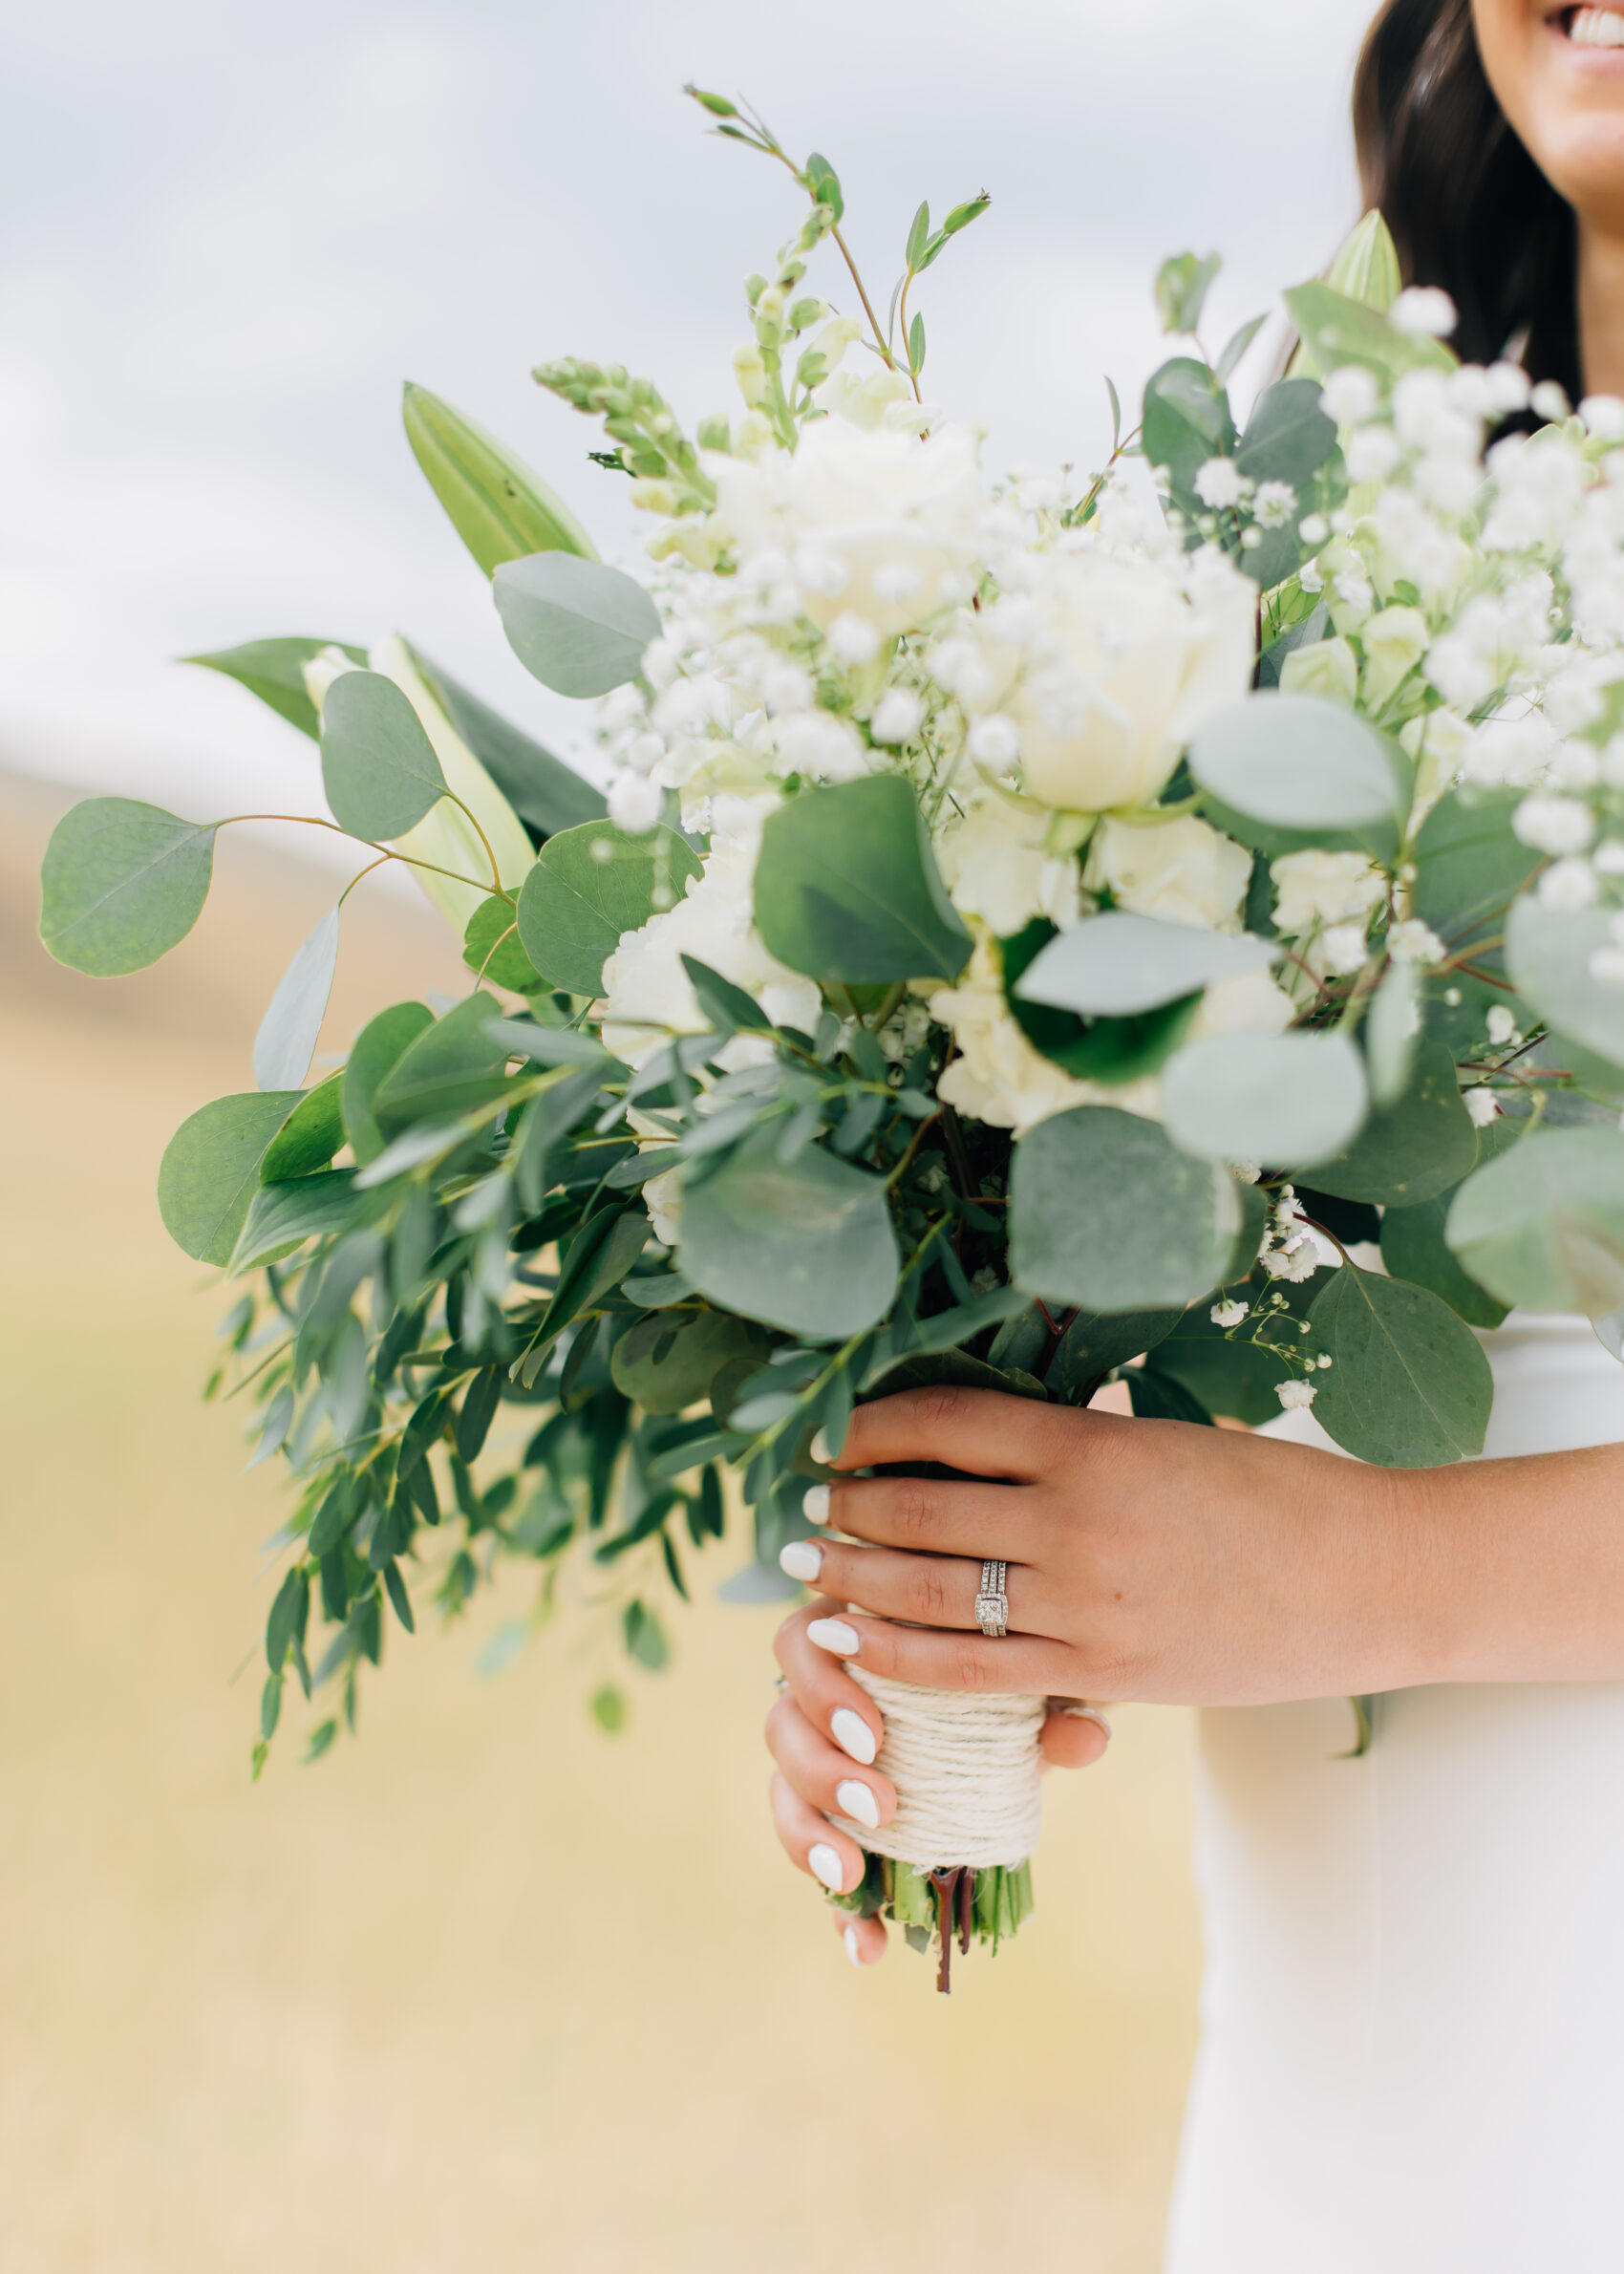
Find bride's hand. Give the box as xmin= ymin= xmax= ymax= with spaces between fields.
xmin=766 ymin=1381 xmax=1419 ymax=1959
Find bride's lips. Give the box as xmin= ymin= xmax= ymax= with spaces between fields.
xmin=1550 ymin=6 xmax=1624 ymax=60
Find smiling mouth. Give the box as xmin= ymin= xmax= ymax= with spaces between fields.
xmin=1558 ymin=8 xmax=1624 ymax=46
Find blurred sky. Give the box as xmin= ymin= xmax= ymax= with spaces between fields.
xmin=2 ymin=0 xmax=1378 ymax=845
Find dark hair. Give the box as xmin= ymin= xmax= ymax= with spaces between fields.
xmin=1355 ymin=0 xmax=1580 ymax=397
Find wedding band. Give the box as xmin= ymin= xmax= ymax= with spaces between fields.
xmin=975 ymin=1558 xmax=1009 ymax=1639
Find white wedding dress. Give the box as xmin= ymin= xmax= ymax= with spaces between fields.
xmin=1164 ymin=1314 xmax=1624 ymax=2274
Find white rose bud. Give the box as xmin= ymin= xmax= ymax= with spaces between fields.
xmin=1280 ymin=635 xmax=1359 ymax=709
xmin=1359 ymin=604 xmax=1431 ymax=710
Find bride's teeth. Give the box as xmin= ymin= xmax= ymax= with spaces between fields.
xmin=1571 ymin=8 xmax=1624 ymax=47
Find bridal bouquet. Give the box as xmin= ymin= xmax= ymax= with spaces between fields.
xmin=39 ymin=90 xmax=1624 ymax=1983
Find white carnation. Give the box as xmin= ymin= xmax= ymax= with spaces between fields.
xmin=1272 ymin=850 xmax=1387 ymax=934
xmin=1083 ymin=814 xmax=1251 ymax=932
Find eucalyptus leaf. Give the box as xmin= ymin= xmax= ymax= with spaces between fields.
xmin=1284 ymin=280 xmax=1456 ymax=385
xmin=1413 ymin=789 xmax=1541 ymax=963
xmin=517 ymin=822 xmax=702 ymax=996
xmin=678 ymin=1129 xmax=900 ymax=1339
xmin=402 ymin=383 xmax=597 ymax=576
xmin=1366 ymin=959 xmax=1421 ymax=1111
xmin=1161 ymin=1031 xmax=1370 ymax=1169
xmin=752 ymin=775 xmax=972 ymax=984
xmin=184 ymin=636 xmax=367 ymax=740
xmin=261 ymin=1073 xmax=345 ymax=1181
xmin=1146 ymin=1313 xmax=1294 ymax=1427
xmin=254 ymin=906 xmax=340 ymax=1090
xmin=341 ymin=1001 xmax=434 ymax=1166
xmin=1235 ymin=378 xmax=1337 ymax=493
xmin=407 ymin=654 xmax=606 ymax=841
xmin=231 ymin=1170 xmax=368 ymax=1275
xmin=1380 ymin=1121 xmax=1516 ymax=1331
xmin=1507 ymin=898 xmax=1624 ymax=1069
xmin=1142 ymin=357 xmax=1236 ymax=498
xmin=1046 ymin=1306 xmax=1185 ymax=1402
xmin=158 ymin=1090 xmax=307 ymax=1264
xmin=494 ymin=553 xmax=662 ymax=698
xmin=320 ymin=670 xmax=448 ymax=842
xmin=1188 ymin=694 xmax=1410 ymax=832
xmin=1308 ymin=1266 xmax=1492 ymax=1467
xmin=610 ymin=1311 xmax=770 ymax=1414
xmin=1155 ymin=251 xmax=1221 ymax=337
xmin=1011 ymin=1106 xmax=1241 ymax=1311
xmin=1446 ymin=1126 xmax=1624 ymax=1314
xmin=1309 ymin=1040 xmax=1477 ymax=1205
xmin=1015 ymin=911 xmax=1274 ymax=1019
xmin=463 ymin=893 xmax=542 ymax=992
xmin=372 ymin=993 xmax=510 ymax=1135
xmin=40 ymin=798 xmax=216 ymax=976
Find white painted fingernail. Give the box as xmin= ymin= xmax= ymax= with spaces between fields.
xmin=808 ymin=1841 xmax=845 ymax=1891
xmin=779 ymin=1539 xmax=824 ymax=1583
xmin=844 ymin=1924 xmax=864 ymax=1967
xmin=831 ymin=1707 xmax=879 ymax=1766
xmin=836 ymin=1778 xmax=881 ymax=1831
xmin=810 ymin=1427 xmax=833 ymax=1465
xmin=802 ymin=1482 xmax=831 ymax=1525
xmin=1063 ymin=1705 xmax=1114 ymax=1739
xmin=807 ymin=1617 xmax=860 ymax=1656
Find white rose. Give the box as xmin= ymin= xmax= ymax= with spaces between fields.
xmin=707 ymin=417 xmax=987 ymax=639
xmin=600 ymin=834 xmax=821 ymax=1068
xmin=995 ymin=546 xmax=1255 ymax=812
xmin=1083 ymin=814 xmax=1251 ymax=932
xmin=1359 ymin=604 xmax=1431 ymax=711
xmin=936 ymin=794 xmax=1082 ymax=937
xmin=1279 ymin=636 xmax=1358 ymax=708
xmin=1271 ymin=848 xmax=1388 ymax=935
xmin=1188 ymin=965 xmax=1296 ymax=1040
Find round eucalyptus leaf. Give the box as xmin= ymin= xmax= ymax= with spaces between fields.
xmin=1365 ymin=958 xmax=1421 ymax=1110
xmin=463 ymin=892 xmax=543 ymax=992
xmin=253 ymin=906 xmax=340 ymax=1091
xmin=1010 ymin=1105 xmax=1241 ymax=1311
xmin=1188 ymin=693 xmax=1409 ymax=831
xmin=1309 ymin=1038 xmax=1477 ymax=1205
xmin=1161 ymin=1031 xmax=1369 ymax=1168
xmin=1507 ymin=896 xmax=1624 ymax=1070
xmin=494 ymin=553 xmax=662 ymax=697
xmin=752 ymin=775 xmax=972 ymax=985
xmin=517 ymin=822 xmax=702 ymax=997
xmin=261 ymin=1074 xmax=346 ymax=1182
xmin=341 ymin=1001 xmax=434 ymax=1167
xmin=320 ymin=670 xmax=447 ymax=842
xmin=1445 ymin=1126 xmax=1624 ymax=1315
xmin=1308 ymin=1265 xmax=1492 ymax=1467
xmin=1015 ymin=911 xmax=1275 ymax=1019
xmin=158 ymin=1090 xmax=306 ymax=1265
xmin=678 ymin=1130 xmax=900 ymax=1339
xmin=39 ymin=798 xmax=216 ymax=976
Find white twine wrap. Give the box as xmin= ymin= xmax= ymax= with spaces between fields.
xmin=827 ymin=1663 xmax=1045 ymax=1870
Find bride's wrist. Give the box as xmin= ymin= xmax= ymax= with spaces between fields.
xmin=1333 ymin=1462 xmax=1466 ymax=1694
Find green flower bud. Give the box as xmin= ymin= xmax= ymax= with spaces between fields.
xmin=745 ymin=272 xmax=768 ymax=309
xmin=695 ymin=413 xmax=733 ymax=452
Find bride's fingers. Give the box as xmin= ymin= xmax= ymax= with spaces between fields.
xmin=1038 ymin=1702 xmax=1113 ymax=1770
xmin=769 ymin=1770 xmax=867 ymax=1896
xmin=816 ymin=1472 xmax=1038 ymax=1561
xmin=828 ymin=1385 xmax=1071 ymax=1482
xmin=836 ymin=1908 xmax=887 ymax=1966
xmin=784 ymin=1534 xmax=1061 ymax=1641
xmin=804 ymin=1607 xmax=1069 ymax=1697
xmin=767 ymin=1693 xmax=897 ymax=1829
xmin=773 ymin=1602 xmax=886 ymax=1767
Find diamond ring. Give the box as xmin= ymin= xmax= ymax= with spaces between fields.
xmin=975 ymin=1558 xmax=1009 ymax=1639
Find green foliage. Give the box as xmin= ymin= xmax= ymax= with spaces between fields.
xmin=1446 ymin=1126 xmax=1624 ymax=1315
xmin=1284 ymin=280 xmax=1455 ymax=386
xmin=494 ymin=553 xmax=662 ymax=697
xmin=752 ymin=776 xmax=972 ymax=985
xmin=1011 ymin=1107 xmax=1241 ymax=1312
xmin=254 ymin=907 xmax=340 ymax=1091
xmin=1161 ymin=1031 xmax=1370 ymax=1170
xmin=1001 ymin=920 xmax=1199 ymax=1086
xmin=463 ymin=893 xmax=543 ymax=992
xmin=1507 ymin=899 xmax=1624 ymax=1070
xmin=1045 ymin=1307 xmax=1184 ymax=1401
xmin=262 ymin=1074 xmax=345 ymax=1180
xmin=411 ymin=653 xmax=608 ymax=838
xmin=402 ymin=383 xmax=597 ymax=576
xmin=183 ymin=636 xmax=367 ymax=740
xmin=1147 ymin=1309 xmax=1294 ymax=1427
xmin=1155 ymin=250 xmax=1220 ymax=337
xmin=517 ymin=822 xmax=702 ymax=996
xmin=1013 ymin=910 xmax=1273 ymax=1018
xmin=371 ymin=993 xmax=511 ymax=1134
xmin=158 ymin=1091 xmax=308 ymax=1264
xmin=1188 ymin=694 xmax=1410 ymax=834
xmin=1308 ymin=1267 xmax=1492 ymax=1466
xmin=678 ymin=1128 xmax=901 ymax=1339
xmin=40 ymin=798 xmax=216 ymax=976
xmin=1381 ymin=1124 xmax=1515 ymax=1332
xmin=320 ymin=671 xmax=448 ymax=841
xmin=1308 ymin=1040 xmax=1478 ymax=1206
xmin=342 ymin=1002 xmax=434 ymax=1165
xmin=1413 ymin=790 xmax=1541 ymax=964
xmin=1142 ymin=356 xmax=1236 ymax=515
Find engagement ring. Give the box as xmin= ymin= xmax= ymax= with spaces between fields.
xmin=975 ymin=1559 xmax=1009 ymax=1639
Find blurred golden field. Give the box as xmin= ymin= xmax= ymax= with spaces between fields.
xmin=0 ymin=771 xmax=1201 ymax=2273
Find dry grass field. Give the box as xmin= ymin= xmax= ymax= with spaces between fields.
xmin=0 ymin=769 xmax=1201 ymax=2274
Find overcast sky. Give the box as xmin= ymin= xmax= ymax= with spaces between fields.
xmin=3 ymin=0 xmax=1378 ymax=850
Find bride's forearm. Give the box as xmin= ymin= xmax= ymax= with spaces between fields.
xmin=1404 ymin=1447 xmax=1624 ymax=1685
